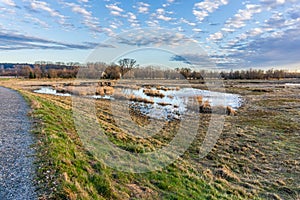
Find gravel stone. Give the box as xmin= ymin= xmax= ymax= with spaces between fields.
xmin=0 ymin=87 xmax=37 ymax=200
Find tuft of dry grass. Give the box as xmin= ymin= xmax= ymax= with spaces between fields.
xmin=129 ymin=95 xmax=154 ymax=104
xmin=196 ymin=96 xmax=203 ymax=104
xmin=157 ymin=102 xmax=172 ymax=106
xmin=200 ymin=100 xmax=212 ymax=113
xmin=215 ymin=165 xmax=240 ymax=182
xmin=226 ymin=106 xmax=237 ymax=116
xmin=143 ymin=89 xmax=165 ymax=98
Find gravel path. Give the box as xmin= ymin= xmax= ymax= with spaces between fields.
xmin=0 ymin=87 xmax=37 ymax=199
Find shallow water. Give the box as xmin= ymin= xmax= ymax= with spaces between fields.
xmin=120 ymin=87 xmax=242 ymax=120
xmin=34 ymin=86 xmax=242 ymax=120
xmin=34 ymin=87 xmax=71 ymax=96
xmin=285 ymin=83 xmax=300 ymax=87
xmin=122 ymin=87 xmax=241 ymax=108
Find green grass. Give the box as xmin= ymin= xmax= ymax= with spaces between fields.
xmin=23 ymin=92 xmax=114 ymax=199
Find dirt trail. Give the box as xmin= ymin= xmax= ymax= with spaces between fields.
xmin=0 ymin=87 xmax=37 ymax=199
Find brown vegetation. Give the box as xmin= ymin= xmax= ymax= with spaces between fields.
xmin=196 ymin=96 xmax=203 ymax=104
xmin=157 ymin=102 xmax=172 ymax=106
xmin=143 ymin=89 xmax=165 ymax=98
xmin=226 ymin=106 xmax=236 ymax=116
xmin=54 ymin=84 xmax=114 ymax=96
xmin=129 ymin=95 xmax=154 ymax=104
xmin=187 ymin=96 xmax=237 ymax=116
xmin=199 ymin=100 xmax=212 ymax=113
xmin=215 ymin=165 xmax=240 ymax=182
xmin=129 ymin=106 xmax=151 ymax=127
xmin=156 ymin=85 xmax=181 ymax=91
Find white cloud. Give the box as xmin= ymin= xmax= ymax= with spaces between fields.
xmin=0 ymin=6 xmax=15 ymax=16
xmin=110 ymin=24 xmax=118 ymax=29
xmin=156 ymin=8 xmax=164 ymax=14
xmin=177 ymin=26 xmax=184 ymax=32
xmin=30 ymin=0 xmax=66 ymax=25
xmin=146 ymin=20 xmax=159 ymax=27
xmin=130 ymin=23 xmax=139 ymax=28
xmin=208 ymin=31 xmax=223 ymax=41
xmin=152 ymin=8 xmax=174 ymax=22
xmin=136 ymin=2 xmax=150 ymax=13
xmin=109 ymin=20 xmax=123 ymax=30
xmin=102 ymin=27 xmax=115 ymax=37
xmin=65 ymin=2 xmax=101 ymax=32
xmin=248 ymin=27 xmax=263 ymax=36
xmin=225 ymin=4 xmax=262 ymax=29
xmin=260 ymin=0 xmax=285 ymax=9
xmin=68 ymin=4 xmax=90 ymax=16
xmin=127 ymin=12 xmax=137 ymax=22
xmin=157 ymin=15 xmax=172 ymax=21
xmin=179 ymin=18 xmax=196 ymax=26
xmin=193 ymin=0 xmax=229 ymax=21
xmin=105 ymin=3 xmax=125 ymax=17
xmin=110 ymin=11 xmax=122 ymax=16
xmin=114 ymin=29 xmax=191 ymax=47
xmin=127 ymin=12 xmax=140 ymax=27
xmin=192 ymin=28 xmax=202 ymax=32
xmin=24 ymin=14 xmax=50 ymax=29
xmin=163 ymin=0 xmax=176 ymax=7
xmin=221 ymin=27 xmax=235 ymax=33
xmin=0 ymin=0 xmax=16 ymax=6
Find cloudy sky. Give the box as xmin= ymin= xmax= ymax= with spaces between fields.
xmin=0 ymin=0 xmax=300 ymax=70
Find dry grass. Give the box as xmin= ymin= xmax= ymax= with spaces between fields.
xmin=215 ymin=165 xmax=240 ymax=182
xmin=199 ymin=100 xmax=212 ymax=113
xmin=156 ymin=85 xmax=180 ymax=91
xmin=226 ymin=106 xmax=237 ymax=116
xmin=54 ymin=84 xmax=115 ymax=96
xmin=129 ymin=94 xmax=154 ymax=104
xmin=96 ymin=86 xmax=114 ymax=96
xmin=157 ymin=102 xmax=172 ymax=106
xmin=143 ymin=89 xmax=165 ymax=98
xmin=196 ymin=96 xmax=203 ymax=104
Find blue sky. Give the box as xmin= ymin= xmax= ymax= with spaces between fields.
xmin=0 ymin=0 xmax=300 ymax=70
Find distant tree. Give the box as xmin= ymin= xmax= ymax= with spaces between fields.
xmin=103 ymin=65 xmax=121 ymax=79
xmin=29 ymin=71 xmax=34 ymax=79
xmin=118 ymin=58 xmax=137 ymax=77
xmin=190 ymin=71 xmax=203 ymax=80
xmin=33 ymin=66 xmax=42 ymax=78
xmin=19 ymin=65 xmax=33 ymax=78
xmin=48 ymin=69 xmax=58 ymax=78
xmin=179 ymin=68 xmax=191 ymax=79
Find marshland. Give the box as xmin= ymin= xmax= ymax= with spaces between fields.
xmin=0 ymin=76 xmax=299 ymax=199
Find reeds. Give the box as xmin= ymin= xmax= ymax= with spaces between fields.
xmin=188 ymin=96 xmax=237 ymax=115
xmin=129 ymin=95 xmax=154 ymax=104
xmin=143 ymin=89 xmax=165 ymax=98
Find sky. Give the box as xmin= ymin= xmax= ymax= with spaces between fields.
xmin=0 ymin=0 xmax=300 ymax=70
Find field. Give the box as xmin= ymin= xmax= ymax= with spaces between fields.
xmin=0 ymin=78 xmax=299 ymax=200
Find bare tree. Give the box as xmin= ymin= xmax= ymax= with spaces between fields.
xmin=118 ymin=58 xmax=137 ymax=76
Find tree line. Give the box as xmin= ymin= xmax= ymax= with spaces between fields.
xmin=0 ymin=64 xmax=79 ymax=78
xmin=220 ymin=69 xmax=300 ymax=80
xmin=1 ymin=60 xmax=299 ymax=80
